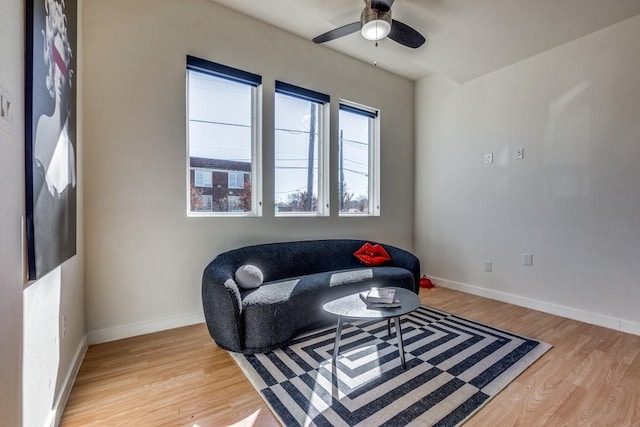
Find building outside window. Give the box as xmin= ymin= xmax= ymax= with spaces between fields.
xmin=186 ymin=55 xmax=262 ymax=216
xmin=274 ymin=81 xmax=330 ymax=216
xmin=228 ymin=195 xmax=243 ymax=212
xmin=189 ymin=157 xmax=251 ymax=212
xmin=228 ymin=171 xmax=246 ymax=189
xmin=199 ymin=195 xmax=213 ymax=212
xmin=338 ymin=101 xmax=380 ymax=216
xmin=194 ymin=169 xmax=213 ymax=188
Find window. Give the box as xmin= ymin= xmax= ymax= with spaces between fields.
xmin=199 ymin=195 xmax=213 ymax=211
xmin=194 ymin=169 xmax=212 ymax=187
xmin=338 ymin=101 xmax=380 ymax=216
xmin=228 ymin=195 xmax=243 ymax=212
xmin=274 ymin=81 xmax=330 ymax=216
xmin=228 ymin=172 xmax=245 ymax=189
xmin=186 ymin=55 xmax=262 ymax=216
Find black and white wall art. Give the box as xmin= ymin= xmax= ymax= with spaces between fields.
xmin=25 ymin=0 xmax=77 ymax=280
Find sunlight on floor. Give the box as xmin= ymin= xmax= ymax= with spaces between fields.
xmin=192 ymin=408 xmax=262 ymax=427
xmin=314 ymin=343 xmax=383 ymax=403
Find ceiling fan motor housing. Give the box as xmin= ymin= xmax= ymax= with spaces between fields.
xmin=360 ymin=7 xmax=392 ymax=40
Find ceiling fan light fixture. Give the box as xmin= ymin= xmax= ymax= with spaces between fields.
xmin=360 ymin=9 xmax=392 ymax=41
xmin=312 ymin=2 xmax=424 ymax=49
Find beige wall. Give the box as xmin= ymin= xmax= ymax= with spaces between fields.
xmin=0 ymin=0 xmax=24 ymax=423
xmin=0 ymin=0 xmax=86 ymax=425
xmin=21 ymin=0 xmax=86 ymax=416
xmin=83 ymin=0 xmax=415 ymax=342
xmin=415 ymin=14 xmax=640 ymax=334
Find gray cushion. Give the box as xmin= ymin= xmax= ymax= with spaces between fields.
xmin=235 ymin=264 xmax=264 ymax=289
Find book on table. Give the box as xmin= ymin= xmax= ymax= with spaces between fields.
xmin=359 ymin=288 xmax=400 ymax=308
xmin=367 ymin=299 xmax=401 ymax=308
xmin=365 ymin=287 xmax=396 ymax=303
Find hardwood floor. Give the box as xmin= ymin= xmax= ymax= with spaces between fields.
xmin=61 ymin=287 xmax=640 ymax=426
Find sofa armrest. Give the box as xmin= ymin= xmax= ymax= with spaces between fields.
xmin=384 ymin=245 xmax=421 ymax=293
xmin=201 ymin=260 xmax=244 ymax=352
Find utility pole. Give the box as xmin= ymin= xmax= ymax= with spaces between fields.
xmin=305 ymin=103 xmax=316 ymax=211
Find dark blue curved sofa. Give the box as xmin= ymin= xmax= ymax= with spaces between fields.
xmin=201 ymin=239 xmax=421 ymax=353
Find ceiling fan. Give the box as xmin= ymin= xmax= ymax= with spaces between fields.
xmin=312 ymin=0 xmax=426 ymax=49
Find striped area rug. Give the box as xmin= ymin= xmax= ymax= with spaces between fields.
xmin=231 ymin=305 xmax=551 ymax=426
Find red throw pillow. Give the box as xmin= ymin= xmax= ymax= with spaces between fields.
xmin=354 ymin=242 xmax=392 ymax=266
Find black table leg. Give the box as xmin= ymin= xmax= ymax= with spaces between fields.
xmin=394 ymin=316 xmax=406 ymax=368
xmin=332 ymin=317 xmax=344 ymax=364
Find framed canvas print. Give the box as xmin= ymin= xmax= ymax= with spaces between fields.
xmin=25 ymin=0 xmax=78 ymax=280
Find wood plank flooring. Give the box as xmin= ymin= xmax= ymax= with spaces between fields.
xmin=61 ymin=287 xmax=640 ymax=426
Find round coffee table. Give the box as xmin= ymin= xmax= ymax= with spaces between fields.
xmin=322 ymin=287 xmax=421 ymax=368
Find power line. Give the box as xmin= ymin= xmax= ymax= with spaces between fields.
xmin=341 ymin=137 xmax=368 ymax=146
xmin=343 ymin=168 xmax=368 ymax=177
xmin=275 ymin=127 xmax=317 ymax=135
xmin=190 ymin=119 xmax=250 ymax=128
xmin=344 ymin=158 xmax=367 ymax=167
xmin=190 ymin=120 xmax=367 ymax=147
xmin=274 ymin=166 xmax=318 ymax=170
xmin=274 ymin=185 xmax=307 ymax=194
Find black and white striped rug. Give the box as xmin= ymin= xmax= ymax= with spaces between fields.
xmin=231 ymin=306 xmax=551 ymax=426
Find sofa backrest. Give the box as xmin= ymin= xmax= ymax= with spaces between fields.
xmin=212 ymin=239 xmax=379 ymax=282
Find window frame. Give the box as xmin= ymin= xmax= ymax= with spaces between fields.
xmin=338 ymin=100 xmax=381 ymax=217
xmin=274 ymin=80 xmax=330 ymax=217
xmin=185 ymin=55 xmax=263 ymax=217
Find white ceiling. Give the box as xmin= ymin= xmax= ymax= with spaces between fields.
xmin=209 ymin=0 xmax=640 ymax=82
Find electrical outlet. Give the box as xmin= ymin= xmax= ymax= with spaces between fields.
xmin=523 ymin=253 xmax=533 ymax=266
xmin=516 ymin=147 xmax=524 ymax=160
xmin=484 ymin=153 xmax=493 ymax=164
xmin=484 ymin=261 xmax=492 ymax=272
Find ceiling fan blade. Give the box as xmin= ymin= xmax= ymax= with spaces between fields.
xmin=371 ymin=0 xmax=394 ymax=12
xmin=313 ymin=21 xmax=361 ymax=44
xmin=388 ymin=19 xmax=426 ymax=48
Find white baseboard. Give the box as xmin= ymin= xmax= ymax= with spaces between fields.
xmin=88 ymin=311 xmax=206 ymax=345
xmin=431 ymin=277 xmax=640 ymax=336
xmin=53 ymin=336 xmax=88 ymax=427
